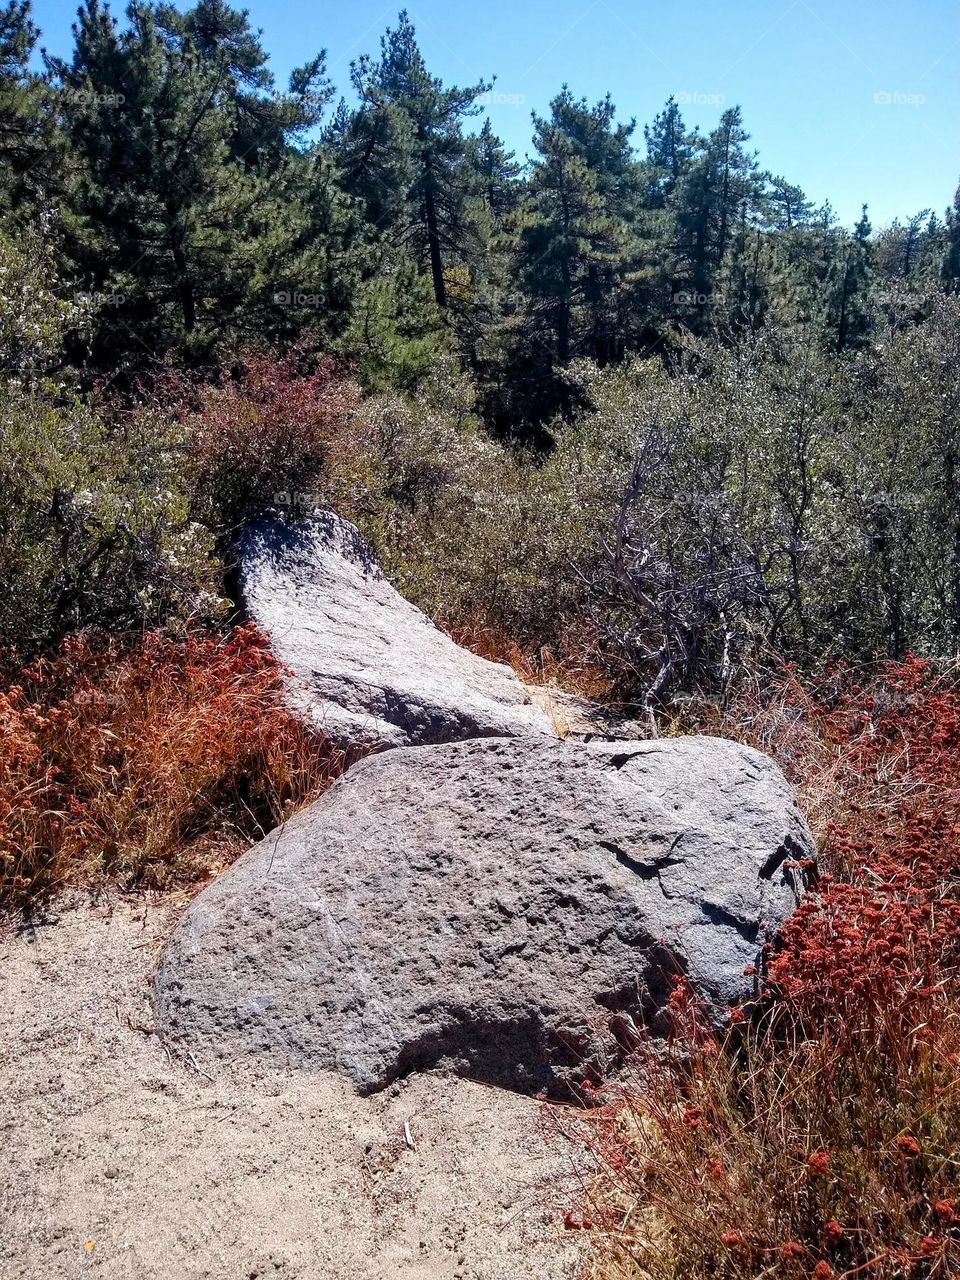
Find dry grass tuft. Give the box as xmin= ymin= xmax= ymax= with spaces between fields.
xmin=0 ymin=624 xmax=348 ymax=909
xmin=441 ymin=615 xmax=618 ymax=705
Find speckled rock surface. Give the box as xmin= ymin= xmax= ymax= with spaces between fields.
xmin=155 ymin=734 xmax=814 ymax=1096
xmin=237 ymin=510 xmax=552 ymax=748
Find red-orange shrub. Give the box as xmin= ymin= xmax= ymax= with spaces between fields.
xmin=569 ymin=660 xmax=960 ymax=1280
xmin=0 ymin=625 xmax=347 ymax=907
xmin=181 ymin=347 xmax=362 ymax=530
xmin=765 ymin=658 xmax=960 ymax=1033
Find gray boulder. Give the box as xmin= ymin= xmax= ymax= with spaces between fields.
xmin=155 ymin=734 xmax=813 ymax=1096
xmin=237 ymin=510 xmax=552 ymax=748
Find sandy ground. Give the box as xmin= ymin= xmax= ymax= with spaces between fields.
xmin=0 ymin=898 xmax=582 ymax=1280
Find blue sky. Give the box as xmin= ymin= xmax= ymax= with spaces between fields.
xmin=31 ymin=0 xmax=960 ymax=227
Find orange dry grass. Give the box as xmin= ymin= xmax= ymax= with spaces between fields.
xmin=567 ymin=660 xmax=960 ymax=1280
xmin=0 ymin=625 xmax=347 ymax=908
xmin=441 ymin=615 xmax=617 ymax=704
xmin=567 ymin=989 xmax=960 ymax=1280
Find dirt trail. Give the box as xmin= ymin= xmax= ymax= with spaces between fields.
xmin=0 ymin=899 xmax=581 ymax=1280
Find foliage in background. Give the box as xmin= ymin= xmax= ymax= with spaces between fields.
xmin=0 ymin=0 xmax=954 ymax=423
xmin=45 ymin=0 xmax=357 ymax=370
xmin=0 ymin=384 xmax=218 ymax=656
xmin=304 ymin=296 xmax=960 ymax=708
xmin=4 ymin=289 xmax=959 ymax=699
xmin=0 ymin=227 xmax=220 ymax=657
xmin=0 ymin=231 xmax=88 ymax=376
xmin=575 ymin=294 xmax=960 ymax=702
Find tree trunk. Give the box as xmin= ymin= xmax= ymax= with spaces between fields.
xmin=169 ymin=225 xmax=196 ymax=334
xmin=836 ymin=256 xmax=851 ymax=353
xmin=423 ymin=177 xmax=447 ymax=310
xmin=716 ymin=126 xmax=733 ymax=268
xmin=557 ymin=257 xmax=571 ymax=363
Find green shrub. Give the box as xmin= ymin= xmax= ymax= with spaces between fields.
xmin=542 ymin=299 xmax=960 ymax=701
xmin=0 ymin=386 xmax=220 ymax=656
xmin=335 ymin=362 xmax=619 ymax=662
xmin=0 ymin=231 xmax=88 ymax=377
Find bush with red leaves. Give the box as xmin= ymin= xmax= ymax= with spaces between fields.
xmin=178 ymin=346 xmax=361 ymax=532
xmin=0 ymin=624 xmax=346 ymax=907
xmin=567 ymin=659 xmax=960 ymax=1280
xmin=767 ymin=656 xmax=960 ymax=1030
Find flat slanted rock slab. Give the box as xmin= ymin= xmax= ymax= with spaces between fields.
xmin=238 ymin=510 xmax=552 ymax=747
xmin=155 ymin=735 xmax=814 ymax=1096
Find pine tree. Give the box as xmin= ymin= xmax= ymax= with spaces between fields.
xmin=764 ymin=174 xmax=816 ymax=230
xmin=470 ymin=118 xmax=520 ymax=223
xmin=519 ymin=89 xmax=643 ymax=367
xmin=0 ymin=1 xmax=57 ymax=220
xmin=337 ymin=255 xmax=449 ymax=391
xmin=832 ymin=205 xmax=874 ymax=353
xmin=458 ymin=118 xmax=521 ymax=383
xmin=710 ymin=174 xmax=822 ymax=336
xmin=943 ymin=182 xmax=960 ymax=293
xmin=713 ymin=208 xmax=767 ymax=335
xmin=337 ymin=11 xmax=490 ymax=312
xmin=49 ymin=0 xmax=346 ymax=367
xmin=643 ymin=96 xmax=695 ymax=206
xmin=874 ymin=209 xmax=934 ymax=281
xmin=669 ymin=106 xmax=761 ymax=327
xmin=162 ymin=0 xmax=327 ymax=167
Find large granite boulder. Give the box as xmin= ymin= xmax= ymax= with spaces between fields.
xmin=155 ymin=735 xmax=814 ymax=1096
xmin=237 ymin=510 xmax=552 ymax=748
